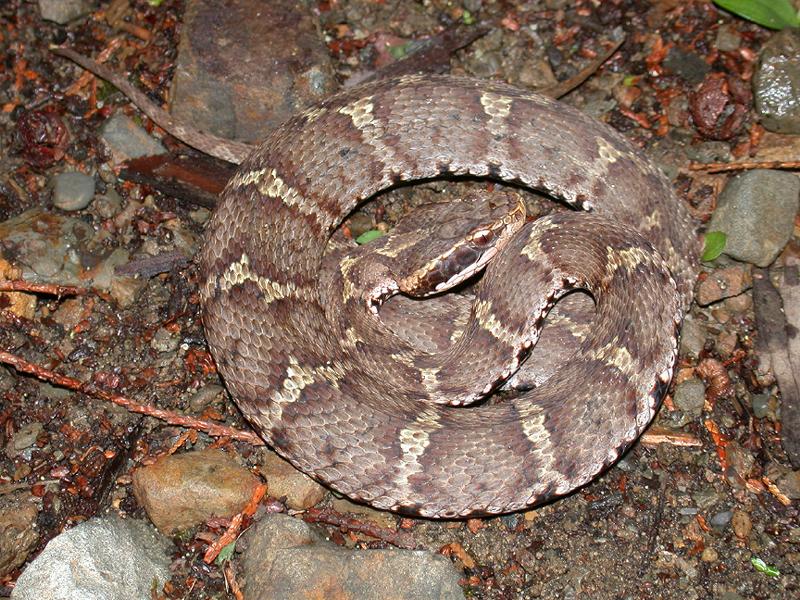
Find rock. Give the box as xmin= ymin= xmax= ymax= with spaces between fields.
xmin=695 ymin=265 xmax=752 ymax=306
xmin=241 ymin=514 xmax=464 ymax=600
xmin=0 ymin=258 xmax=36 ymax=319
xmin=0 ymin=491 xmax=39 ymax=577
xmin=0 ymin=209 xmax=144 ymax=305
xmin=731 ymin=509 xmax=752 ymax=540
xmin=672 ymin=378 xmax=706 ymax=417
xmin=11 ymin=516 xmax=171 ymax=600
xmin=706 ymin=170 xmax=800 ymax=267
xmin=100 ymin=114 xmax=166 ymax=163
xmin=701 ymin=546 xmax=718 ymax=562
xmin=38 ymin=0 xmax=91 ymax=24
xmin=258 ymin=451 xmax=326 ymax=510
xmin=679 ymin=315 xmax=706 ymax=358
xmin=753 ymin=29 xmax=800 ymax=134
xmin=709 ymin=510 xmax=732 ymax=530
xmin=750 ymin=392 xmax=777 ymax=420
xmin=92 ymin=190 xmax=122 ymax=219
xmin=776 ymin=470 xmax=800 ymax=500
xmin=6 ymin=423 xmax=43 ymax=457
xmin=132 ymin=448 xmax=261 ymax=534
xmin=171 ymin=0 xmax=336 ymax=143
xmin=726 ymin=441 xmax=755 ymax=480
xmin=150 ymin=326 xmax=180 ymax=354
xmin=52 ymin=171 xmax=95 ymax=211
xmin=188 ymin=383 xmax=225 ymax=413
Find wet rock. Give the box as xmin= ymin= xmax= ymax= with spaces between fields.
xmin=750 ymin=392 xmax=777 ymax=420
xmin=731 ymin=509 xmax=752 ymax=540
xmin=727 ymin=441 xmax=755 ymax=480
xmin=0 ymin=209 xmax=143 ymax=305
xmin=52 ymin=171 xmax=94 ymax=211
xmin=0 ymin=258 xmax=36 ymax=319
xmin=38 ymin=0 xmax=91 ymax=24
xmin=679 ymin=315 xmax=706 ymax=358
xmin=132 ymin=448 xmax=261 ymax=534
xmin=258 ymin=451 xmax=326 ymax=510
xmin=101 ymin=114 xmax=166 ymax=163
xmin=776 ymin=470 xmax=800 ymax=499
xmin=695 ymin=265 xmax=752 ymax=306
xmin=51 ymin=297 xmax=85 ymax=331
xmin=706 ymin=170 xmax=800 ymax=267
xmin=92 ymin=190 xmax=122 ymax=219
xmin=188 ymin=383 xmax=225 ymax=413
xmin=685 ymin=140 xmax=733 ymax=164
xmin=150 ymin=326 xmax=180 ymax=354
xmin=240 ymin=514 xmax=463 ymax=600
xmin=171 ymin=0 xmax=336 ymax=143
xmin=0 ymin=491 xmax=39 ymax=577
xmin=753 ymin=29 xmax=800 ymax=134
xmin=5 ymin=423 xmax=43 ymax=457
xmin=709 ymin=510 xmax=732 ymax=530
xmin=672 ymin=378 xmax=706 ymax=417
xmin=11 ymin=516 xmax=171 ymax=600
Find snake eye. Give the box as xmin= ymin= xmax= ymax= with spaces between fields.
xmin=472 ymin=229 xmax=493 ymax=246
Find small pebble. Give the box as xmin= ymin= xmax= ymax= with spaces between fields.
xmin=52 ymin=171 xmax=95 ymax=211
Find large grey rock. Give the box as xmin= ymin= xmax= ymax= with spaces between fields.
xmin=241 ymin=514 xmax=464 ymax=600
xmin=11 ymin=516 xmax=172 ymax=600
xmin=754 ymin=29 xmax=800 ymax=134
xmin=707 ymin=170 xmax=799 ymax=267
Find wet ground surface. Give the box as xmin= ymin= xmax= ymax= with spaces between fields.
xmin=0 ymin=1 xmax=798 ymax=598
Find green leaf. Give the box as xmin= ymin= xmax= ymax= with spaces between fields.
xmin=355 ymin=229 xmax=384 ymax=245
xmin=147 ymin=0 xmax=165 ymax=6
xmin=751 ymin=556 xmax=781 ymax=577
xmin=713 ymin=0 xmax=800 ymax=30
xmin=215 ymin=541 xmax=236 ymax=565
xmin=701 ymin=231 xmax=727 ymax=262
xmin=462 ymin=9 xmax=475 ymax=25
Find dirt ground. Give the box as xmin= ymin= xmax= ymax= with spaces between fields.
xmin=0 ymin=1 xmax=798 ymax=598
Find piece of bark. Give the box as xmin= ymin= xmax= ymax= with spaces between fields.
xmin=118 ymin=152 xmax=234 ymax=208
xmin=753 ymin=259 xmax=800 ymax=466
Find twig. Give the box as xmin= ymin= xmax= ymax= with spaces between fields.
xmin=640 ymin=428 xmax=703 ymax=447
xmin=688 ymin=160 xmax=800 ymax=173
xmin=204 ymin=483 xmax=267 ymax=563
xmin=302 ymin=507 xmax=416 ymax=549
xmin=0 ymin=280 xmax=94 ymax=297
xmin=0 ymin=350 xmax=264 ymax=446
xmin=539 ymin=36 xmax=625 ymax=99
xmin=50 ymin=46 xmax=251 ymax=164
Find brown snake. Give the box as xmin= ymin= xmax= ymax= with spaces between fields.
xmin=197 ymin=75 xmax=700 ymax=518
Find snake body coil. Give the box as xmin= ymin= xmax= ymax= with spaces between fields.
xmin=200 ymin=75 xmax=698 ymax=518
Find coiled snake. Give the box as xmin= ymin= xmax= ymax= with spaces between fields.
xmin=199 ymin=75 xmax=699 ymax=518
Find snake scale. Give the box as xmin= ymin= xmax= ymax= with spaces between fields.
xmin=199 ymin=74 xmax=699 ymax=518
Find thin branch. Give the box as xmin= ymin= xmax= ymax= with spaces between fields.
xmin=302 ymin=507 xmax=416 ymax=549
xmin=0 ymin=350 xmax=264 ymax=447
xmin=688 ymin=160 xmax=800 ymax=173
xmin=539 ymin=36 xmax=625 ymax=99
